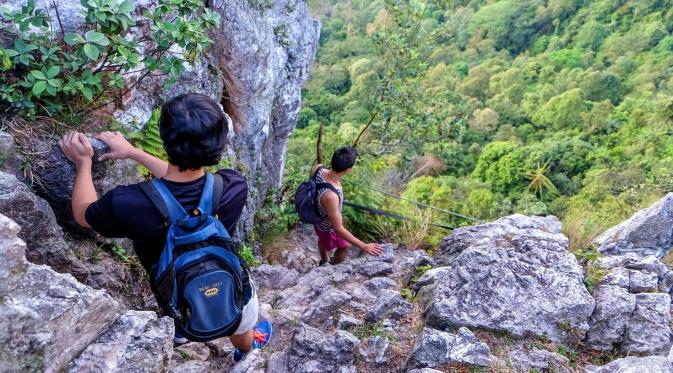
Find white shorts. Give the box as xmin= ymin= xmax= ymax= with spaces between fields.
xmin=233 ymin=280 xmax=259 ymax=335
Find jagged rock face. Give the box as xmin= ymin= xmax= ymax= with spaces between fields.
xmin=583 ymin=356 xmax=673 ymax=373
xmin=32 ymin=137 xmax=143 ymax=234
xmin=0 ymin=213 xmax=173 ymax=372
xmin=0 ymin=171 xmax=90 ymax=280
xmin=405 ymin=327 xmax=491 ymax=370
xmin=0 ymin=214 xmax=26 ymax=298
xmin=593 ymin=193 xmax=673 ymax=258
xmin=5 ymin=0 xmax=320 ymax=237
xmin=0 ymin=214 xmax=122 ymax=372
xmin=287 ymin=323 xmax=360 ymax=373
xmin=426 ymin=214 xmax=595 ymax=343
xmin=585 ymin=254 xmax=673 ymax=355
xmin=208 ymin=0 xmax=320 ymax=234
xmin=68 ymin=310 xmax=174 ymax=373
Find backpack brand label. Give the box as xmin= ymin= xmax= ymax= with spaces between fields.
xmin=199 ymin=282 xmax=222 ymax=298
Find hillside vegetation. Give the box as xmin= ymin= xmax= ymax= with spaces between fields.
xmin=268 ymin=0 xmax=673 ymax=250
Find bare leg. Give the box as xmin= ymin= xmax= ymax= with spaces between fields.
xmin=230 ymin=329 xmax=254 ymax=352
xmin=330 ymin=246 xmax=349 ymax=264
xmin=318 ymin=242 xmax=330 ymax=263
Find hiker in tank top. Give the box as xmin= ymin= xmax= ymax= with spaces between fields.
xmin=312 ymin=146 xmax=383 ymax=266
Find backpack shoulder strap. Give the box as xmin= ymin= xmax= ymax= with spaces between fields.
xmin=315 ymin=182 xmax=341 ymax=202
xmin=144 ymin=178 xmax=189 ymax=223
xmin=312 ymin=165 xmax=325 ymax=178
xmin=211 ymin=172 xmax=224 ymax=217
xmin=139 ymin=180 xmax=170 ymax=223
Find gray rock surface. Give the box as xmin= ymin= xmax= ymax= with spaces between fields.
xmin=33 ymin=138 xmax=143 ymax=233
xmin=0 ymin=131 xmax=21 ymax=174
xmin=426 ymin=214 xmax=594 ymax=343
xmin=252 ymin=264 xmax=300 ymax=291
xmin=0 ymin=213 xmax=27 ymax=297
xmin=405 ymin=327 xmax=491 ymax=369
xmin=508 ymin=348 xmax=572 ymax=373
xmin=364 ymin=289 xmax=414 ymax=322
xmin=0 ymin=213 xmax=121 ymax=373
xmin=0 ymin=171 xmax=89 ymax=280
xmin=583 ymin=356 xmax=673 ymax=373
xmin=231 ymin=349 xmax=268 ymax=373
xmin=593 ymin=193 xmax=673 ymax=258
xmin=585 ymin=254 xmax=673 ymax=354
xmin=68 ymin=310 xmax=174 ymax=373
xmin=358 ymin=336 xmax=390 ymax=364
xmin=286 ymin=323 xmax=359 ymax=373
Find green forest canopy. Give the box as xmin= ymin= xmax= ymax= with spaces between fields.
xmin=278 ymin=0 xmax=673 ymax=250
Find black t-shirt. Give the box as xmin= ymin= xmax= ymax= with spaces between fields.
xmin=85 ymin=169 xmax=248 ymax=271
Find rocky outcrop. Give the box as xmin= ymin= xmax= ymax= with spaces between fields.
xmin=287 ymin=323 xmax=360 ymax=373
xmin=584 ymin=196 xmax=673 ymax=356
xmin=33 ymin=138 xmax=143 ymax=234
xmin=585 ymin=254 xmax=673 ymax=355
xmin=425 ymin=215 xmax=595 ymax=343
xmin=0 ymin=171 xmax=89 ymax=279
xmin=68 ymin=310 xmax=174 ymax=373
xmin=0 ymin=214 xmax=121 ymax=372
xmin=583 ymin=356 xmax=673 ymax=373
xmin=593 ymin=193 xmax=673 ymax=258
xmin=5 ymin=0 xmax=320 ymax=237
xmin=405 ymin=327 xmax=491 ymax=370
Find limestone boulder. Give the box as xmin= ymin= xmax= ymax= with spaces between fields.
xmin=426 ymin=214 xmax=594 ymax=343
xmin=286 ymin=323 xmax=359 ymax=373
xmin=405 ymin=327 xmax=491 ymax=370
xmin=0 ymin=171 xmax=89 ymax=280
xmin=593 ymin=193 xmax=673 ymax=258
xmin=582 ymin=356 xmax=673 ymax=373
xmin=68 ymin=310 xmax=174 ymax=373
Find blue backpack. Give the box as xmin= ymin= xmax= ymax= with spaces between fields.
xmin=140 ymin=173 xmax=251 ymax=342
xmin=294 ymin=166 xmax=340 ymax=224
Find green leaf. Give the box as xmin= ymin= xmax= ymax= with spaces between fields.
xmin=47 ymin=78 xmax=62 ymax=88
xmin=118 ymin=0 xmax=134 ymax=13
xmin=32 ymin=80 xmax=46 ymax=95
xmin=82 ymin=43 xmax=100 ymax=60
xmin=4 ymin=49 xmax=19 ymax=57
xmin=46 ymin=65 xmax=60 ymax=78
xmin=80 ymin=86 xmax=93 ymax=101
xmin=64 ymin=33 xmax=84 ymax=45
xmin=30 ymin=70 xmax=46 ymax=80
xmin=85 ymin=31 xmax=109 ymax=46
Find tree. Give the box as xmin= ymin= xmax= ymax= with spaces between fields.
xmin=532 ymin=88 xmax=587 ymax=129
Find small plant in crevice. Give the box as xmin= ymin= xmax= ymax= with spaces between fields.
xmin=351 ymin=320 xmax=395 ymax=340
xmin=240 ymin=243 xmax=262 ymax=267
xmin=572 ymin=245 xmax=607 ymax=293
xmin=400 ymin=288 xmax=416 ymax=303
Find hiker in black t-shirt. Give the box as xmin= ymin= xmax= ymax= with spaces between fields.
xmin=59 ymin=93 xmax=271 ymax=361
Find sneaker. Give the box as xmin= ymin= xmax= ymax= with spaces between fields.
xmin=318 ymin=259 xmax=332 ymax=266
xmin=173 ymin=330 xmax=188 ymax=345
xmin=233 ymin=320 xmax=273 ymax=363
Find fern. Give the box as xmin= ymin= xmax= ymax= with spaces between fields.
xmin=129 ymin=109 xmax=167 ymax=177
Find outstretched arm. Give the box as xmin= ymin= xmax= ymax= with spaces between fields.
xmin=96 ymin=131 xmax=169 ymax=178
xmin=59 ymin=132 xmax=96 ymax=228
xmin=322 ymin=192 xmax=383 ymax=256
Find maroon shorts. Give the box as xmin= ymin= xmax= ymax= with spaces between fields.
xmin=314 ymin=226 xmax=349 ymax=251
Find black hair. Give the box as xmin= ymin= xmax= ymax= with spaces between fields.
xmin=159 ymin=93 xmax=227 ymax=171
xmin=331 ymin=146 xmax=358 ymax=172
